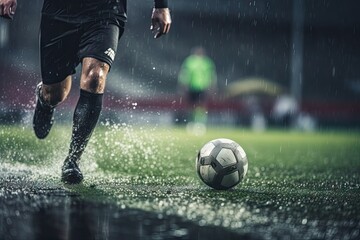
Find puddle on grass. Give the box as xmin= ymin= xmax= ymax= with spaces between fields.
xmin=0 ymin=193 xmax=253 ymax=240
xmin=0 ymin=164 xmax=257 ymax=240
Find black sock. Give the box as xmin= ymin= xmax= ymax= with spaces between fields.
xmin=68 ymin=89 xmax=103 ymax=161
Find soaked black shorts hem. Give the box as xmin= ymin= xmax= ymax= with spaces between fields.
xmin=189 ymin=90 xmax=206 ymax=104
xmin=79 ymin=54 xmax=113 ymax=71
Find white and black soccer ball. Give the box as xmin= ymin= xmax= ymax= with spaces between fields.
xmin=196 ymin=138 xmax=248 ymax=190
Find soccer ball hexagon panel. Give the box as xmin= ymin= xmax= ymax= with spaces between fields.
xmin=196 ymin=138 xmax=248 ymax=190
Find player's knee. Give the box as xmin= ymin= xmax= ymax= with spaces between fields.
xmin=81 ymin=63 xmax=108 ymax=93
xmin=86 ymin=70 xmax=102 ymax=92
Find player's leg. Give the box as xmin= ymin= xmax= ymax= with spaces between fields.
xmin=194 ymin=91 xmax=207 ymax=124
xmin=61 ymin=14 xmax=125 ymax=184
xmin=69 ymin=57 xmax=109 ymax=161
xmin=61 ymin=58 xmax=109 ymax=184
xmin=71 ymin=57 xmax=109 ymax=159
xmin=33 ymin=76 xmax=72 ymax=139
xmin=186 ymin=90 xmax=207 ymax=135
xmin=34 ymin=12 xmax=79 ymax=139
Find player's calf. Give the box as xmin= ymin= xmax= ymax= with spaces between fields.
xmin=33 ymin=83 xmax=55 ymax=139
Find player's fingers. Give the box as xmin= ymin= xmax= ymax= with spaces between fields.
xmin=155 ymin=30 xmax=163 ymax=39
xmin=156 ymin=22 xmax=167 ymax=38
xmin=150 ymin=18 xmax=156 ymax=30
xmin=155 ymin=22 xmax=171 ymax=38
xmin=159 ymin=21 xmax=166 ymax=34
xmin=3 ymin=4 xmax=9 ymax=16
xmin=161 ymin=17 xmax=171 ymax=35
xmin=151 ymin=21 xmax=159 ymax=37
xmin=161 ymin=22 xmax=171 ymax=36
xmin=164 ymin=23 xmax=171 ymax=34
xmin=3 ymin=4 xmax=13 ymax=19
xmin=10 ymin=2 xmax=17 ymax=14
xmin=162 ymin=24 xmax=168 ymax=35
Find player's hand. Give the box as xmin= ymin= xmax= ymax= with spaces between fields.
xmin=0 ymin=0 xmax=17 ymax=20
xmin=150 ymin=8 xmax=171 ymax=39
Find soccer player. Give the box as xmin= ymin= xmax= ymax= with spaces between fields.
xmin=178 ymin=47 xmax=217 ymax=128
xmin=0 ymin=0 xmax=171 ymax=184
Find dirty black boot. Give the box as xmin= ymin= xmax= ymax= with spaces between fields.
xmin=61 ymin=157 xmax=83 ymax=184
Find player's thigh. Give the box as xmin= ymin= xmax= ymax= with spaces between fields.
xmin=79 ymin=20 xmax=125 ymax=71
xmin=40 ymin=15 xmax=80 ymax=85
xmin=79 ymin=20 xmax=125 ymax=93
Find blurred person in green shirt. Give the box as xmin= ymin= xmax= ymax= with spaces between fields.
xmin=178 ymin=47 xmax=217 ymax=132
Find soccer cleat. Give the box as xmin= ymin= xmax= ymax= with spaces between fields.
xmin=61 ymin=157 xmax=84 ymax=184
xmin=33 ymin=83 xmax=55 ymax=139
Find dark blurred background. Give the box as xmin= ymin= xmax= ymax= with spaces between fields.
xmin=0 ymin=0 xmax=359 ymax=128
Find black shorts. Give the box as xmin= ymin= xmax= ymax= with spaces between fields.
xmin=188 ymin=90 xmax=206 ymax=104
xmin=40 ymin=0 xmax=127 ymax=84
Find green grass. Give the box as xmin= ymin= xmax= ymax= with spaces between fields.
xmin=1 ymin=124 xmax=360 ymax=237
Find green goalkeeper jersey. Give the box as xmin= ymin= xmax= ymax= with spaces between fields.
xmin=179 ymin=55 xmax=216 ymax=91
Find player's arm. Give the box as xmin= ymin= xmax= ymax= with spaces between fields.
xmin=151 ymin=0 xmax=171 ymax=39
xmin=0 ymin=0 xmax=17 ymax=20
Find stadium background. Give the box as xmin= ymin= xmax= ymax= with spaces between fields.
xmin=0 ymin=0 xmax=359 ymax=127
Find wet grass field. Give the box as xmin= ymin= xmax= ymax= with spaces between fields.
xmin=1 ymin=124 xmax=360 ymax=239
